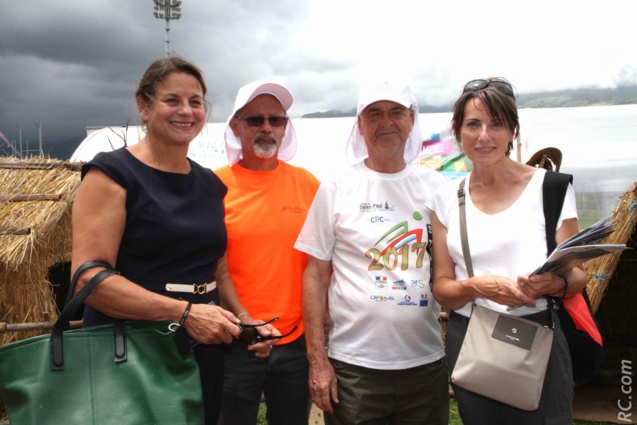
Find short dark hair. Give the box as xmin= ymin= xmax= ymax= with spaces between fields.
xmin=452 ymin=77 xmax=519 ymax=156
xmin=136 ymin=56 xmax=208 ymax=109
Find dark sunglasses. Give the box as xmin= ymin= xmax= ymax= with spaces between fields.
xmin=237 ymin=317 xmax=298 ymax=345
xmin=463 ymin=79 xmax=515 ymax=97
xmin=234 ymin=115 xmax=288 ymax=128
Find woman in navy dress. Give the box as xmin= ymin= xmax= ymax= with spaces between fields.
xmin=71 ymin=57 xmax=274 ymax=424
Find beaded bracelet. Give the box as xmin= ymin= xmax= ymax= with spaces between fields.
xmin=558 ymin=275 xmax=569 ymax=300
xmin=179 ymin=301 xmax=193 ymax=327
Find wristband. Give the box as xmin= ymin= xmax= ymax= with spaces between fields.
xmin=558 ymin=275 xmax=569 ymax=300
xmin=237 ymin=312 xmax=250 ymax=321
xmin=179 ymin=301 xmax=193 ymax=327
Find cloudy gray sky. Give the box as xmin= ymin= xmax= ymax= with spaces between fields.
xmin=1 ymin=0 xmax=635 ymax=159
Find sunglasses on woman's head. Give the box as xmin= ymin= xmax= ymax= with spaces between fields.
xmin=234 ymin=115 xmax=288 ymax=127
xmin=463 ymin=79 xmax=515 ymax=97
xmin=237 ymin=316 xmax=298 ymax=345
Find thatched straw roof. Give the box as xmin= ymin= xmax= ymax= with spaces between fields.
xmin=583 ymin=182 xmax=637 ymax=381
xmin=585 ymin=182 xmax=637 ymax=313
xmin=0 ymin=156 xmax=82 ymax=345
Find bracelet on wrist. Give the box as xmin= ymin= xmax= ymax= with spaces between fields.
xmin=179 ymin=301 xmax=193 ymax=327
xmin=558 ymin=275 xmax=569 ymax=300
xmin=237 ymin=312 xmax=250 ymax=321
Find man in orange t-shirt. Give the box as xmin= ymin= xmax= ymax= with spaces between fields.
xmin=215 ymin=80 xmax=320 ymax=425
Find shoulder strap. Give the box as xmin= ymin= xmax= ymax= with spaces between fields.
xmin=458 ymin=178 xmax=474 ymax=278
xmin=65 ymin=260 xmax=113 ymax=306
xmin=51 ymin=266 xmax=121 ymax=370
xmin=542 ymin=171 xmax=573 ymax=257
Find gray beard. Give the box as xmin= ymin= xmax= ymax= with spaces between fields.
xmin=253 ymin=138 xmax=278 ymax=159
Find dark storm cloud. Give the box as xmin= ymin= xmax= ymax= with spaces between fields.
xmin=0 ymin=0 xmax=323 ymax=157
xmin=0 ymin=1 xmax=162 ymax=156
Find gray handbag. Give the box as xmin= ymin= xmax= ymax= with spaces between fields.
xmin=450 ymin=178 xmax=554 ymax=411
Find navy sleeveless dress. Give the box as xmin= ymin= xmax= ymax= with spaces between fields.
xmin=80 ymin=147 xmax=228 ymax=424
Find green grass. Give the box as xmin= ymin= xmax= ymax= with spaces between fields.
xmin=257 ymin=402 xmax=267 ymax=424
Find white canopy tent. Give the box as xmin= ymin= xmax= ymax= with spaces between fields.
xmin=70 ymin=114 xmax=454 ymax=180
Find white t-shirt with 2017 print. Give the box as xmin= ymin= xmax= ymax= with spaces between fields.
xmin=295 ymin=162 xmax=446 ymax=370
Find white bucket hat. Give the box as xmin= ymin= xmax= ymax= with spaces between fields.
xmin=224 ymin=80 xmax=298 ymax=165
xmin=346 ymin=81 xmax=422 ymax=166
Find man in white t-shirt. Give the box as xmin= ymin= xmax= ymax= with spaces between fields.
xmin=295 ymin=82 xmax=449 ymax=424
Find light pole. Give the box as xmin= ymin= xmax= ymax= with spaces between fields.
xmin=153 ymin=0 xmax=182 ymax=57
xmin=14 ymin=122 xmax=22 ymax=156
xmin=34 ymin=121 xmax=43 ymax=156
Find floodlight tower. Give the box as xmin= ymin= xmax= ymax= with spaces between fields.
xmin=153 ymin=0 xmax=182 ymax=57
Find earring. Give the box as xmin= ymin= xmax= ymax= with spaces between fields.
xmin=142 ymin=122 xmax=147 ymax=133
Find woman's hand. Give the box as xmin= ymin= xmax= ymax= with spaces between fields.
xmin=183 ymin=303 xmax=240 ymax=345
xmin=472 ymin=275 xmax=537 ymax=307
xmin=518 ymin=272 xmax=567 ymax=299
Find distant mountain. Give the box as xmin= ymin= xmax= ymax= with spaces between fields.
xmin=516 ymin=84 xmax=637 ymax=108
xmin=301 ymin=84 xmax=637 ymax=118
xmin=302 ymin=108 xmax=358 ymax=118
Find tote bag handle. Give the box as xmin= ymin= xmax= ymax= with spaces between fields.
xmin=50 ymin=263 xmax=120 ymax=371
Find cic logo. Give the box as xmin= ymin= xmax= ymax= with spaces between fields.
xmin=370 ymin=216 xmax=390 ymax=223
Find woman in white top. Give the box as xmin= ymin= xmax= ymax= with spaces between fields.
xmin=431 ymin=78 xmax=586 ymax=424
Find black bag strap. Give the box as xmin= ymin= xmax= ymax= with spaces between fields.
xmin=541 ymin=171 xmax=573 ymax=312
xmin=51 ymin=262 xmax=120 ymax=371
xmin=542 ymin=171 xmax=573 ymax=257
xmin=64 ymin=260 xmax=113 ymax=306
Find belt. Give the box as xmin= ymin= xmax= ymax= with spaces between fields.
xmin=165 ymin=281 xmax=217 ymax=295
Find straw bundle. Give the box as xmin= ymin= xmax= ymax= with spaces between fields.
xmin=585 ymin=182 xmax=637 ymax=313
xmin=0 ymin=156 xmax=82 ymax=346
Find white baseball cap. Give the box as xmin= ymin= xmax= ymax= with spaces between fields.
xmin=346 ymin=81 xmax=422 ymax=166
xmin=224 ymin=80 xmax=298 ymax=165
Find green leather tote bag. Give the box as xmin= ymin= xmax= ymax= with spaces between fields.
xmin=0 ymin=264 xmax=204 ymax=425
